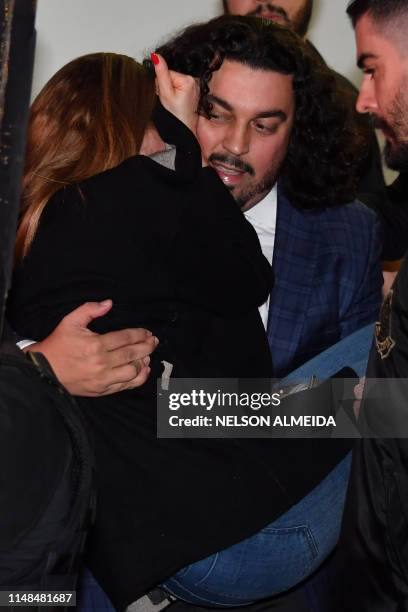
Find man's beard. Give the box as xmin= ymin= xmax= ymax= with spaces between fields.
xmin=247 ymin=2 xmax=310 ymax=37
xmin=384 ymin=140 xmax=408 ymax=172
xmin=376 ymin=82 xmax=408 ymax=172
xmin=235 ymin=171 xmax=278 ymax=210
xmin=208 ymin=153 xmax=279 ymax=210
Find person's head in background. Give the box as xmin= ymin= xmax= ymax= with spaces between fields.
xmin=17 ymin=52 xmax=161 ymax=260
xmin=156 ymin=15 xmax=363 ymax=212
xmin=348 ymin=0 xmax=408 ymax=172
xmin=222 ymin=0 xmax=313 ymax=38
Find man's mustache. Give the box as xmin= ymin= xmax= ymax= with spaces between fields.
xmin=248 ymin=3 xmax=289 ymax=23
xmin=208 ymin=153 xmax=255 ymax=176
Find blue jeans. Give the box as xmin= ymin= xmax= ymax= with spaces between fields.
xmin=77 ymin=324 xmax=374 ymax=610
xmin=77 ymin=569 xmax=115 ymax=612
xmin=161 ymin=324 xmax=373 ymax=606
xmin=282 ymin=324 xmax=374 ymax=383
xmin=162 ymin=454 xmax=351 ymax=607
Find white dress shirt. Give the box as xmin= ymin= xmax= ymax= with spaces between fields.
xmin=244 ymin=185 xmax=277 ymax=330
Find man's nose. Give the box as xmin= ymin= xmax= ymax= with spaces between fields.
xmin=223 ymin=123 xmax=250 ymax=157
xmin=356 ymin=74 xmax=378 ymax=114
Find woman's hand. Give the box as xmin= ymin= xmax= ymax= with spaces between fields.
xmin=152 ymin=52 xmax=200 ymax=136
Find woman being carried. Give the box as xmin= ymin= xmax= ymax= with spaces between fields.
xmin=8 ymin=52 xmax=274 ymax=610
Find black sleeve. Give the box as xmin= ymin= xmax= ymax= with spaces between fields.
xmin=153 ymin=100 xmax=272 ymax=316
xmin=329 ymin=262 xmax=408 ymax=611
xmin=355 ymin=130 xmax=408 ymax=261
xmin=383 ymin=173 xmax=408 ymax=261
xmin=173 ymin=167 xmax=272 ymax=316
xmin=2 ymin=319 xmax=20 ymax=343
xmin=369 ymin=257 xmax=408 ymax=380
xmin=357 ymin=136 xmax=405 ymax=261
xmin=330 ymin=438 xmax=407 ymax=612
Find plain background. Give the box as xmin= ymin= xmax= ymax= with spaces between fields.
xmin=32 ymin=0 xmax=360 ymax=96
xmin=33 ymin=0 xmax=395 ymax=182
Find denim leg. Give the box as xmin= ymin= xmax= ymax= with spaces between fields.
xmin=76 ymin=568 xmax=116 ymax=612
xmin=277 ymin=325 xmax=374 ymax=612
xmin=162 ymin=454 xmax=351 ymax=607
xmin=281 ymin=324 xmax=374 ymax=383
xmin=162 ymin=329 xmax=373 ymax=607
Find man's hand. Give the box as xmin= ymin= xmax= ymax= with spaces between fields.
xmin=25 ymin=300 xmax=158 ymax=396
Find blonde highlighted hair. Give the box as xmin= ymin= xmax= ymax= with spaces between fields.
xmin=16 ymin=52 xmax=156 ymax=260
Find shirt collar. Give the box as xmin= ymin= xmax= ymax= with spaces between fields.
xmin=244 ymin=184 xmax=277 ymax=227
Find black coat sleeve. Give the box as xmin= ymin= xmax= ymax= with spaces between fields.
xmin=173 ymin=166 xmax=272 ymax=316
xmin=152 ymin=99 xmax=272 ymax=315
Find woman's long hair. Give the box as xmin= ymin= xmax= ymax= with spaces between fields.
xmin=16 ymin=52 xmax=156 ymax=260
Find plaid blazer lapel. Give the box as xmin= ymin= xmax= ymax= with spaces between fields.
xmin=267 ymin=187 xmax=319 ymax=377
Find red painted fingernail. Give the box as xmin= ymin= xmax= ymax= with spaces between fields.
xmin=151 ymin=52 xmax=159 ymax=66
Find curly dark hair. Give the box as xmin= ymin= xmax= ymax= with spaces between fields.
xmin=152 ymin=16 xmax=366 ymax=209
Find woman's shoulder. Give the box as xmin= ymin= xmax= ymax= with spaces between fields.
xmin=80 ymin=152 xmax=182 ymax=198
xmin=41 ymin=151 xmax=186 ymax=232
xmin=45 ymin=154 xmax=168 ymax=208
xmin=82 ymin=154 xmax=158 ymax=188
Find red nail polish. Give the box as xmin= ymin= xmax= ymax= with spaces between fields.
xmin=151 ymin=52 xmax=159 ymax=66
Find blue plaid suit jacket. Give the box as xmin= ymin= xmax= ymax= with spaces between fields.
xmin=267 ymin=186 xmax=383 ymax=378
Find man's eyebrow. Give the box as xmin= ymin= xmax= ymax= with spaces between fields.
xmin=207 ymin=94 xmax=287 ymax=121
xmin=206 ymin=94 xmax=233 ymax=111
xmin=357 ymin=52 xmax=378 ymax=69
xmin=255 ymin=110 xmax=287 ymax=121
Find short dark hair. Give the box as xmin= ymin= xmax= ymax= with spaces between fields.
xmin=347 ymin=0 xmax=408 ymax=27
xmin=153 ymin=15 xmax=365 ymax=209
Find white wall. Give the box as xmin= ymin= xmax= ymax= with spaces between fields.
xmin=32 ymin=0 xmax=394 ymax=182
xmin=32 ymin=0 xmax=220 ymax=98
xmin=308 ymin=0 xmax=361 ymax=87
xmin=32 ymin=0 xmax=359 ymax=98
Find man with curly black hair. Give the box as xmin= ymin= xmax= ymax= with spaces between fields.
xmin=157 ymin=20 xmax=359 ymax=214
xmin=222 ymin=1 xmax=408 ymax=271
xmin=145 ymin=15 xmax=382 ymax=610
xmin=156 ymin=15 xmax=381 ymax=370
